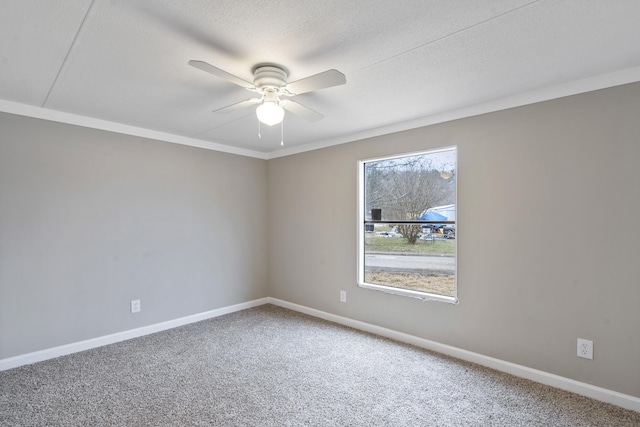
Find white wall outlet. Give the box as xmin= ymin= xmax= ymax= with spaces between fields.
xmin=340 ymin=291 xmax=347 ymax=303
xmin=131 ymin=299 xmax=141 ymax=314
xmin=577 ymin=338 xmax=593 ymax=360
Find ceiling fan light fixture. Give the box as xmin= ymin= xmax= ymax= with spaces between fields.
xmin=256 ymin=100 xmax=284 ymax=126
xmin=189 ymin=60 xmax=346 ymax=136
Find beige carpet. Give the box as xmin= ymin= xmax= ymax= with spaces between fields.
xmin=1 ymin=305 xmax=639 ymax=426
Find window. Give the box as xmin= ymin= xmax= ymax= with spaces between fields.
xmin=357 ymin=147 xmax=457 ymax=303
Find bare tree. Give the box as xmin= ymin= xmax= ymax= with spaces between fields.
xmin=365 ymin=154 xmax=455 ymax=244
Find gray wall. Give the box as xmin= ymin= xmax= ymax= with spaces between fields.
xmin=0 ymin=113 xmax=268 ymax=359
xmin=2 ymin=82 xmax=639 ymax=399
xmin=267 ymin=82 xmax=640 ymax=398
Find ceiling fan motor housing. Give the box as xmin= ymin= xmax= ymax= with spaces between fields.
xmin=253 ymin=65 xmax=288 ymax=90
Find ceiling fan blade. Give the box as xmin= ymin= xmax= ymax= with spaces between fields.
xmin=281 ymin=100 xmax=324 ymax=122
xmin=188 ymin=60 xmax=255 ymax=90
xmin=285 ymin=69 xmax=346 ymax=95
xmin=213 ymin=98 xmax=261 ymax=114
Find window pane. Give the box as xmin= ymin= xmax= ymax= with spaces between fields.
xmin=360 ymin=148 xmax=456 ymax=299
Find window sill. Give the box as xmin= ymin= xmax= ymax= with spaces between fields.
xmin=358 ymin=282 xmax=458 ymax=304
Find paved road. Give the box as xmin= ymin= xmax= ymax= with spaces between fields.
xmin=365 ymin=253 xmax=455 ymax=273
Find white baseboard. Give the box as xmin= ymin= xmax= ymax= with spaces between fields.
xmin=0 ymin=297 xmax=270 ymax=372
xmin=268 ymin=297 xmax=640 ymax=413
xmin=3 ymin=296 xmax=639 ymax=413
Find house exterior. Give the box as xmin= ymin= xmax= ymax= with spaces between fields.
xmin=426 ymin=204 xmax=456 ymax=222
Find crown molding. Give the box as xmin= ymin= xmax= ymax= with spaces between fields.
xmin=266 ymin=65 xmax=640 ymax=159
xmin=2 ymin=65 xmax=639 ymax=161
xmin=0 ymin=100 xmax=268 ymax=160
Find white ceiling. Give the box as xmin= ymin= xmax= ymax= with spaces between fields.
xmin=1 ymin=0 xmax=640 ymax=159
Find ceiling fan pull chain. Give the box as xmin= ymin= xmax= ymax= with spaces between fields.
xmin=280 ymin=120 xmax=284 ymax=146
xmin=258 ymin=119 xmax=261 ymax=139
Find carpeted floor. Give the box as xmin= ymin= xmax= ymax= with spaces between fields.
xmin=1 ymin=304 xmax=639 ymax=426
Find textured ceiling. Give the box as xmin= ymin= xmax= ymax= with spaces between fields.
xmin=1 ymin=0 xmax=640 ymax=158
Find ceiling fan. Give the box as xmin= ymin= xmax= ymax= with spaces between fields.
xmin=188 ymin=60 xmax=346 ymax=128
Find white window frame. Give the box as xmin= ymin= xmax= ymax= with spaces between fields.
xmin=357 ymin=147 xmax=458 ymax=304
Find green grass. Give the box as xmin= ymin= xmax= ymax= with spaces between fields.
xmin=364 ymin=234 xmax=455 ymax=255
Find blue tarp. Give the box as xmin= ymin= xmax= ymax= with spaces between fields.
xmin=419 ymin=211 xmax=447 ymax=221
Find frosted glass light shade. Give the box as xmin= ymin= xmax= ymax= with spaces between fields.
xmin=256 ymin=102 xmax=284 ymax=126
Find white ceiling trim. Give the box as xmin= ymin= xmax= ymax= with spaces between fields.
xmin=267 ymin=65 xmax=640 ymax=159
xmin=0 ymin=99 xmax=268 ymax=160
xmin=2 ymin=65 xmax=639 ymax=162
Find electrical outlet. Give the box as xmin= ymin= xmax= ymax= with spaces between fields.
xmin=340 ymin=291 xmax=347 ymax=303
xmin=577 ymin=338 xmax=593 ymax=360
xmin=131 ymin=299 xmax=141 ymax=314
